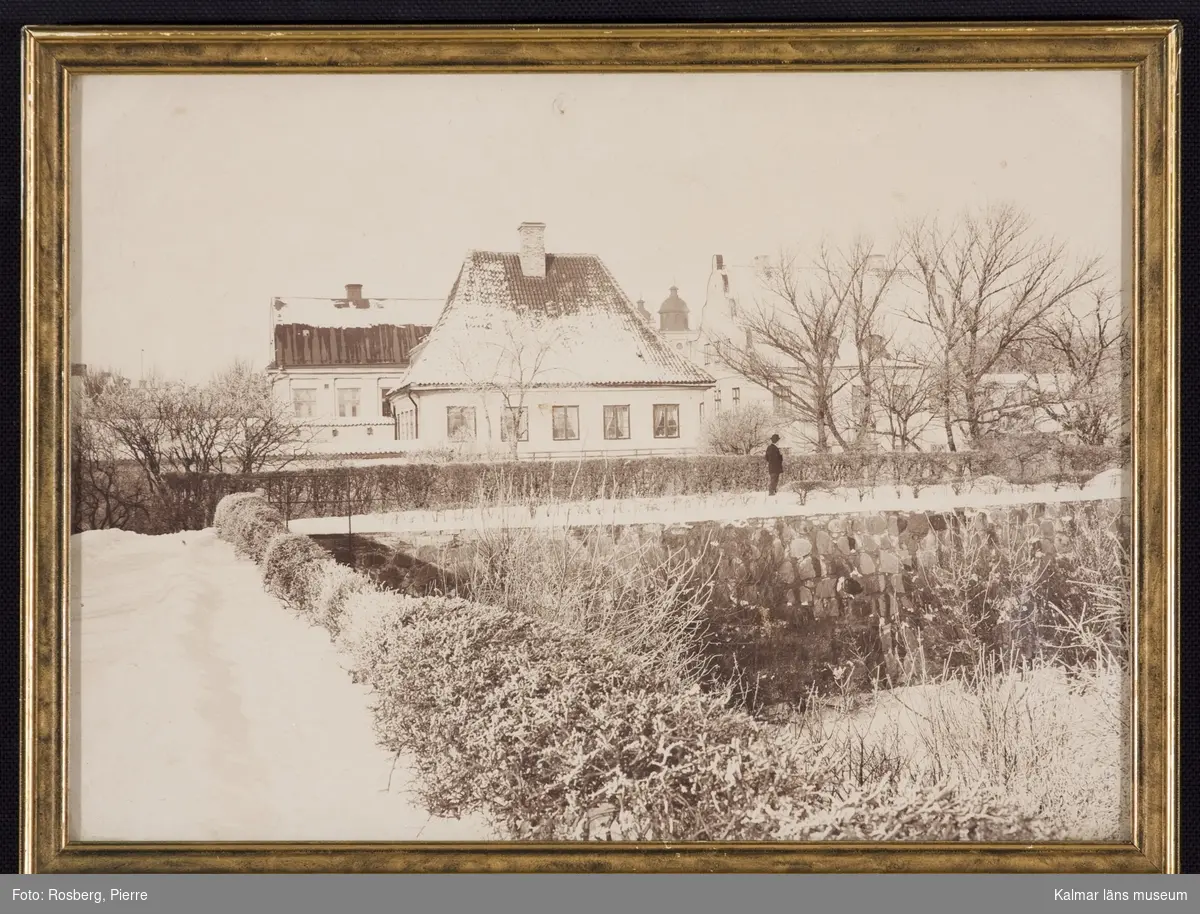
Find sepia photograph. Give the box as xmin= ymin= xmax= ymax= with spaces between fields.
xmin=67 ymin=66 xmax=1134 ymax=847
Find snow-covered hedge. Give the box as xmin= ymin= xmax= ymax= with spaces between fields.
xmin=311 ymin=562 xmax=378 ymax=637
xmin=215 ymin=440 xmax=1123 ymax=520
xmin=213 ymin=490 xmax=262 ymax=531
xmin=344 ymin=590 xmax=1054 ymax=842
xmin=213 ymin=491 xmax=287 ymax=561
xmin=262 ymin=533 xmax=334 ymax=616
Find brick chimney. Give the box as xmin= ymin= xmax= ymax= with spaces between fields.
xmin=517 ymin=222 xmax=547 ymax=278
xmin=344 ymin=283 xmax=367 ymax=307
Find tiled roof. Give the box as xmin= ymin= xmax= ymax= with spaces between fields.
xmin=271 ymin=296 xmax=442 ymax=368
xmin=399 ymin=251 xmax=715 ymax=390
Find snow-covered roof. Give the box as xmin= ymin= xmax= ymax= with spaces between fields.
xmin=272 ymin=296 xmax=445 ymax=329
xmin=398 ymin=251 xmax=715 ymax=390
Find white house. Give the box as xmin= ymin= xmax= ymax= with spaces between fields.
xmin=388 ymin=223 xmax=716 ymax=457
xmin=266 ymin=286 xmax=443 ymax=454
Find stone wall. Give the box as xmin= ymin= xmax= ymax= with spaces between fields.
xmin=327 ymin=497 xmax=1125 ymax=709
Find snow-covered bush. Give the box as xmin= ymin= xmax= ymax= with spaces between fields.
xmin=772 ymin=778 xmax=1061 ymax=842
xmin=337 ymin=590 xmax=470 ymax=683
xmin=352 ymin=596 xmax=812 ymax=840
xmin=214 ymin=491 xmax=287 ymax=562
xmin=213 ymin=490 xmax=262 ymax=531
xmin=311 ymin=562 xmax=378 ymax=637
xmin=261 ymin=532 xmax=334 ymax=613
xmin=350 ymin=594 xmax=1056 ymax=842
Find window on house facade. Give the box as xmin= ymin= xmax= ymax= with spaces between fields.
xmin=337 ymin=387 xmax=361 ymax=418
xmin=732 ymin=387 xmax=741 ymax=408
xmin=745 ymin=328 xmax=755 ymax=349
xmin=381 ymin=390 xmax=393 ymax=418
xmin=603 ymin=405 xmax=630 ymax=440
xmin=703 ymin=343 xmax=715 ymax=366
xmin=653 ymin=404 xmax=680 ymax=439
xmin=773 ymin=386 xmax=789 ymax=415
xmin=501 ymin=406 xmax=529 ymax=442
xmin=714 ymin=389 xmax=722 ymax=414
xmin=396 ymin=409 xmax=417 ymax=441
xmin=699 ymin=402 xmax=705 ymax=424
xmin=447 ymin=406 xmax=476 ymax=441
xmin=292 ymin=388 xmax=316 ymax=418
xmin=552 ymin=406 xmax=580 ymax=441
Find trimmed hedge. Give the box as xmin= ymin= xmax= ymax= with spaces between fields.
xmin=213 ymin=440 xmax=1123 ymax=521
xmin=262 ymin=532 xmax=334 ymax=617
xmin=216 ymin=493 xmax=380 ymax=636
xmin=213 ymin=491 xmax=287 ymax=561
xmin=345 ymin=588 xmax=1053 ymax=842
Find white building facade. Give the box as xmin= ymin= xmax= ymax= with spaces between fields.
xmin=266 ymin=286 xmax=442 ymax=455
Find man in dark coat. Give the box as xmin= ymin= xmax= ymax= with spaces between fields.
xmin=765 ymin=434 xmax=783 ymax=495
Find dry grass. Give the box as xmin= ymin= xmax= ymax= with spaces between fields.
xmin=455 ymin=479 xmax=717 ymax=687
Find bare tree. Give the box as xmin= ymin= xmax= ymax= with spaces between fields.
xmin=71 ymin=369 xmax=150 ymax=532
xmin=874 ymin=346 xmax=939 ymax=451
xmin=703 ymin=403 xmax=775 ymax=455
xmin=902 ymin=203 xmax=1103 ymax=450
xmin=213 ymin=360 xmax=314 ymax=473
xmin=822 ymin=240 xmax=903 ymax=447
xmin=91 ymin=373 xmax=175 ymax=492
xmin=707 ymin=247 xmax=849 ymax=451
xmin=709 ymin=240 xmax=901 ymax=452
xmin=1021 ymin=288 xmax=1128 ymax=446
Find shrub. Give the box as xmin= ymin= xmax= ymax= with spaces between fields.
xmin=261 ymin=532 xmax=334 ymax=613
xmin=773 ymin=779 xmax=1061 ymax=842
xmin=703 ymin=404 xmax=776 ymax=455
xmin=213 ymin=445 xmax=1122 ymax=521
xmin=351 ymin=596 xmax=817 ymax=841
xmin=312 ymin=562 xmax=378 ymax=637
xmin=214 ymin=492 xmax=287 ymax=562
xmin=213 ymin=490 xmax=262 ymax=531
xmin=337 ymin=588 xmax=404 ymax=675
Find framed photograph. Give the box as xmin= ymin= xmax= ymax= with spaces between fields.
xmin=22 ymin=23 xmax=1179 ymax=873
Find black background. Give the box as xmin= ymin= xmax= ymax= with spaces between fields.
xmin=0 ymin=0 xmax=1194 ymax=877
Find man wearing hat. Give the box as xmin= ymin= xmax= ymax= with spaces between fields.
xmin=765 ymin=433 xmax=784 ymax=496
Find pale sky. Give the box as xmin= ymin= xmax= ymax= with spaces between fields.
xmin=70 ymin=70 xmax=1130 ymax=382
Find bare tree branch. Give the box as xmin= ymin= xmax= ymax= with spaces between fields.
xmin=901 ymin=202 xmax=1104 ymax=449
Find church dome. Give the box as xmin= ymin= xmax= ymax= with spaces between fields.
xmin=659 ymin=285 xmax=689 ymax=314
xmin=658 ymin=285 xmax=690 ymax=332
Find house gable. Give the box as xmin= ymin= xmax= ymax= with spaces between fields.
xmin=400 ymin=249 xmax=715 ymax=390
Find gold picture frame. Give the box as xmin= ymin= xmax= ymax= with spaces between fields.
xmin=21 ymin=22 xmax=1180 ymax=874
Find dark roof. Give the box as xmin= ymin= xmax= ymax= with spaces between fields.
xmin=272 ymin=323 xmax=430 ymax=369
xmin=400 ymin=251 xmax=714 ymax=389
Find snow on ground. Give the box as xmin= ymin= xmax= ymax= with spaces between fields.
xmin=287 ymin=470 xmax=1128 ymax=537
xmin=69 ymin=527 xmax=492 ymax=842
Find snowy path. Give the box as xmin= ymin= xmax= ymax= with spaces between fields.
xmin=69 ymin=527 xmax=492 ymax=842
xmin=287 ymin=472 xmax=1127 ymax=537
